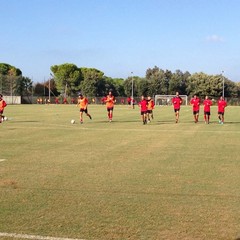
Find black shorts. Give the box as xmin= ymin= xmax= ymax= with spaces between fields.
xmin=174 ymin=109 xmax=180 ymax=112
xmin=0 ymin=110 xmax=3 ymax=114
xmin=204 ymin=111 xmax=210 ymax=115
xmin=218 ymin=111 xmax=224 ymax=115
xmin=147 ymin=110 xmax=153 ymax=114
xmin=107 ymin=107 xmax=114 ymax=112
xmin=193 ymin=110 xmax=199 ymax=115
xmin=80 ymin=108 xmax=88 ymax=113
xmin=141 ymin=111 xmax=147 ymax=115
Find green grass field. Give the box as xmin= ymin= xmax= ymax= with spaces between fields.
xmin=1 ymin=104 xmax=240 ymax=240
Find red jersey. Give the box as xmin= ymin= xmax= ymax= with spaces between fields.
xmin=0 ymin=99 xmax=7 ymax=111
xmin=139 ymin=99 xmax=148 ymax=112
xmin=172 ymin=96 xmax=182 ymax=109
xmin=218 ymin=99 xmax=227 ymax=112
xmin=190 ymin=97 xmax=200 ymax=111
xmin=203 ymin=99 xmax=212 ymax=112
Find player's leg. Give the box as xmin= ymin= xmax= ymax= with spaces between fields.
xmin=80 ymin=111 xmax=83 ymax=124
xmin=221 ymin=113 xmax=224 ymax=124
xmin=196 ymin=112 xmax=199 ymax=122
xmin=218 ymin=113 xmax=222 ymax=123
xmin=208 ymin=112 xmax=210 ymax=124
xmin=109 ymin=109 xmax=113 ymax=121
xmin=147 ymin=111 xmax=150 ymax=122
xmin=144 ymin=112 xmax=147 ymax=124
xmin=204 ymin=113 xmax=207 ymax=123
xmin=107 ymin=108 xmax=110 ymax=121
xmin=0 ymin=111 xmax=3 ymax=123
xmin=193 ymin=112 xmax=196 ymax=123
xmin=175 ymin=110 xmax=179 ymax=123
xmin=141 ymin=112 xmax=144 ymax=124
xmin=85 ymin=108 xmax=92 ymax=120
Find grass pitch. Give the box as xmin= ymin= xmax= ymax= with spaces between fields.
xmin=0 ymin=104 xmax=240 ymax=240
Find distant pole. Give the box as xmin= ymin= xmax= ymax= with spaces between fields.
xmin=131 ymin=72 xmax=133 ymax=107
xmin=222 ymin=71 xmax=225 ymax=98
xmin=49 ymin=74 xmax=51 ymax=100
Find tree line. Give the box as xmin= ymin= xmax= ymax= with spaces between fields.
xmin=1 ymin=63 xmax=240 ymax=101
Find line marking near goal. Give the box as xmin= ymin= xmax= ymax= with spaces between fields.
xmin=0 ymin=232 xmax=86 ymax=240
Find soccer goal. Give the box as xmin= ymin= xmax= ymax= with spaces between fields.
xmin=154 ymin=95 xmax=188 ymax=106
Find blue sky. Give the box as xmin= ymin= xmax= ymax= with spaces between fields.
xmin=1 ymin=0 xmax=240 ymax=82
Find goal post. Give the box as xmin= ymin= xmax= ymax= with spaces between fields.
xmin=154 ymin=95 xmax=188 ymax=106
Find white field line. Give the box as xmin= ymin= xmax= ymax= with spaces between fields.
xmin=0 ymin=159 xmax=6 ymax=162
xmin=0 ymin=232 xmax=85 ymax=240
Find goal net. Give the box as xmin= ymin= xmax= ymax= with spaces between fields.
xmin=154 ymin=95 xmax=188 ymax=106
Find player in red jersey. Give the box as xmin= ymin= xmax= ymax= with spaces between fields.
xmin=217 ymin=96 xmax=227 ymax=124
xmin=190 ymin=95 xmax=200 ymax=123
xmin=77 ymin=94 xmax=92 ymax=124
xmin=147 ymin=96 xmax=155 ymax=122
xmin=105 ymin=91 xmax=115 ymax=122
xmin=171 ymin=92 xmax=182 ymax=123
xmin=203 ymin=96 xmax=212 ymax=124
xmin=138 ymin=95 xmax=148 ymax=124
xmin=0 ymin=94 xmax=7 ymax=123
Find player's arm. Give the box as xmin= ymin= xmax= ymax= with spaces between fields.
xmin=179 ymin=97 xmax=182 ymax=105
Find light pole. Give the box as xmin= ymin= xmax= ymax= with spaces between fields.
xmin=131 ymin=72 xmax=134 ymax=108
xmin=49 ymin=73 xmax=53 ymax=101
xmin=221 ymin=71 xmax=225 ymax=98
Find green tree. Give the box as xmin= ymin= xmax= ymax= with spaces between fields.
xmin=80 ymin=68 xmax=104 ymax=97
xmin=123 ymin=76 xmax=139 ymax=97
xmin=105 ymin=77 xmax=125 ymax=97
xmin=16 ymin=77 xmax=33 ymax=96
xmin=0 ymin=63 xmax=22 ymax=95
xmin=50 ymin=63 xmax=82 ymax=96
xmin=135 ymin=77 xmax=148 ymax=96
xmin=34 ymin=82 xmax=46 ymax=96
xmin=146 ymin=66 xmax=171 ymax=95
xmin=169 ymin=70 xmax=190 ymax=95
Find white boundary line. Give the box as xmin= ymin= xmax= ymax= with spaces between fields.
xmin=0 ymin=232 xmax=85 ymax=240
xmin=0 ymin=159 xmax=6 ymax=162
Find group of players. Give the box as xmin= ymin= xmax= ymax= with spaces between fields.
xmin=0 ymin=91 xmax=227 ymax=125
xmin=172 ymin=92 xmax=227 ymax=124
xmin=77 ymin=91 xmax=227 ymax=125
xmin=77 ymin=91 xmax=155 ymax=124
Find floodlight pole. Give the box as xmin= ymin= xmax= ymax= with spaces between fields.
xmin=131 ymin=72 xmax=134 ymax=108
xmin=49 ymin=73 xmax=53 ymax=101
xmin=221 ymin=70 xmax=225 ymax=98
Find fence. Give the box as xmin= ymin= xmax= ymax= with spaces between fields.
xmin=14 ymin=96 xmax=240 ymax=106
xmin=3 ymin=96 xmax=21 ymax=104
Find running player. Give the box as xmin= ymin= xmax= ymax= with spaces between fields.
xmin=0 ymin=94 xmax=7 ymax=123
xmin=147 ymin=96 xmax=155 ymax=122
xmin=77 ymin=94 xmax=92 ymax=124
xmin=203 ymin=96 xmax=212 ymax=124
xmin=105 ymin=91 xmax=115 ymax=122
xmin=190 ymin=95 xmax=200 ymax=123
xmin=217 ymin=96 xmax=227 ymax=124
xmin=139 ymin=95 xmax=148 ymax=125
xmin=172 ymin=92 xmax=182 ymax=123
